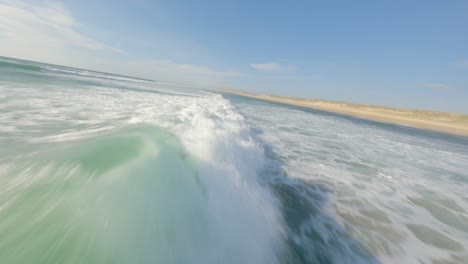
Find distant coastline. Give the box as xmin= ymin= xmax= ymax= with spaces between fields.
xmin=220 ymin=89 xmax=468 ymax=137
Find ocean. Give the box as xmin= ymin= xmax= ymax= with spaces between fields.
xmin=1 ymin=56 xmax=467 ymax=263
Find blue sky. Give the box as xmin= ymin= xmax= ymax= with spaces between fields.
xmin=1 ymin=0 xmax=467 ymax=113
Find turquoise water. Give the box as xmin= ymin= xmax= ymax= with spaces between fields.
xmin=1 ymin=57 xmax=467 ymax=263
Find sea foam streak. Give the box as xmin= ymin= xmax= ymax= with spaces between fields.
xmin=1 ymin=57 xmax=468 ymax=263
xmin=0 ymin=59 xmax=285 ymax=263
xmin=0 ymin=125 xmax=283 ymax=263
xmin=228 ymin=94 xmax=468 ymax=263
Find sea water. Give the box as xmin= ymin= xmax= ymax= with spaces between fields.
xmin=1 ymin=57 xmax=467 ymax=263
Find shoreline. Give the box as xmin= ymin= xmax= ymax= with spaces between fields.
xmin=220 ymin=90 xmax=468 ymax=137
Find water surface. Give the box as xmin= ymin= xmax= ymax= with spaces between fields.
xmin=1 ymin=57 xmax=467 ymax=263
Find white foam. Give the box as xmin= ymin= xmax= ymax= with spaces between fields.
xmin=0 ymin=80 xmax=286 ymax=263
xmin=232 ymin=97 xmax=468 ymax=263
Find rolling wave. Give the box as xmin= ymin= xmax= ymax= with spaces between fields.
xmin=1 ymin=57 xmax=467 ymax=263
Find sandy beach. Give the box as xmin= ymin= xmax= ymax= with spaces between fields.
xmin=221 ymin=90 xmax=468 ymax=137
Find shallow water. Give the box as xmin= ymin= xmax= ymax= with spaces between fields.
xmin=1 ymin=57 xmax=467 ymax=263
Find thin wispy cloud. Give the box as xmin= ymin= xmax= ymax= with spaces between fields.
xmin=0 ymin=1 xmax=240 ymax=88
xmin=417 ymin=83 xmax=454 ymax=91
xmin=250 ymin=63 xmax=284 ymax=72
xmin=119 ymin=60 xmax=241 ymax=87
xmin=0 ymin=1 xmax=120 ymax=57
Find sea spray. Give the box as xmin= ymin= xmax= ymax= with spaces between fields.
xmin=2 ymin=57 xmax=468 ymax=263
xmin=0 ymin=61 xmax=287 ymax=264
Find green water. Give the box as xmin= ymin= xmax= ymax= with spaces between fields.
xmin=1 ymin=127 xmax=207 ymax=263
xmin=1 ymin=57 xmax=468 ymax=263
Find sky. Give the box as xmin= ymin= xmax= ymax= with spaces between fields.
xmin=0 ymin=0 xmax=467 ymax=113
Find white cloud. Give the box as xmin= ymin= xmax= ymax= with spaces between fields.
xmin=112 ymin=60 xmax=241 ymax=88
xmin=417 ymin=83 xmax=454 ymax=91
xmin=0 ymin=1 xmax=119 ymax=65
xmin=0 ymin=1 xmax=241 ymax=88
xmin=250 ymin=63 xmax=283 ymax=72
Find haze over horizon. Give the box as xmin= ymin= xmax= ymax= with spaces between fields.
xmin=1 ymin=0 xmax=467 ymax=113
